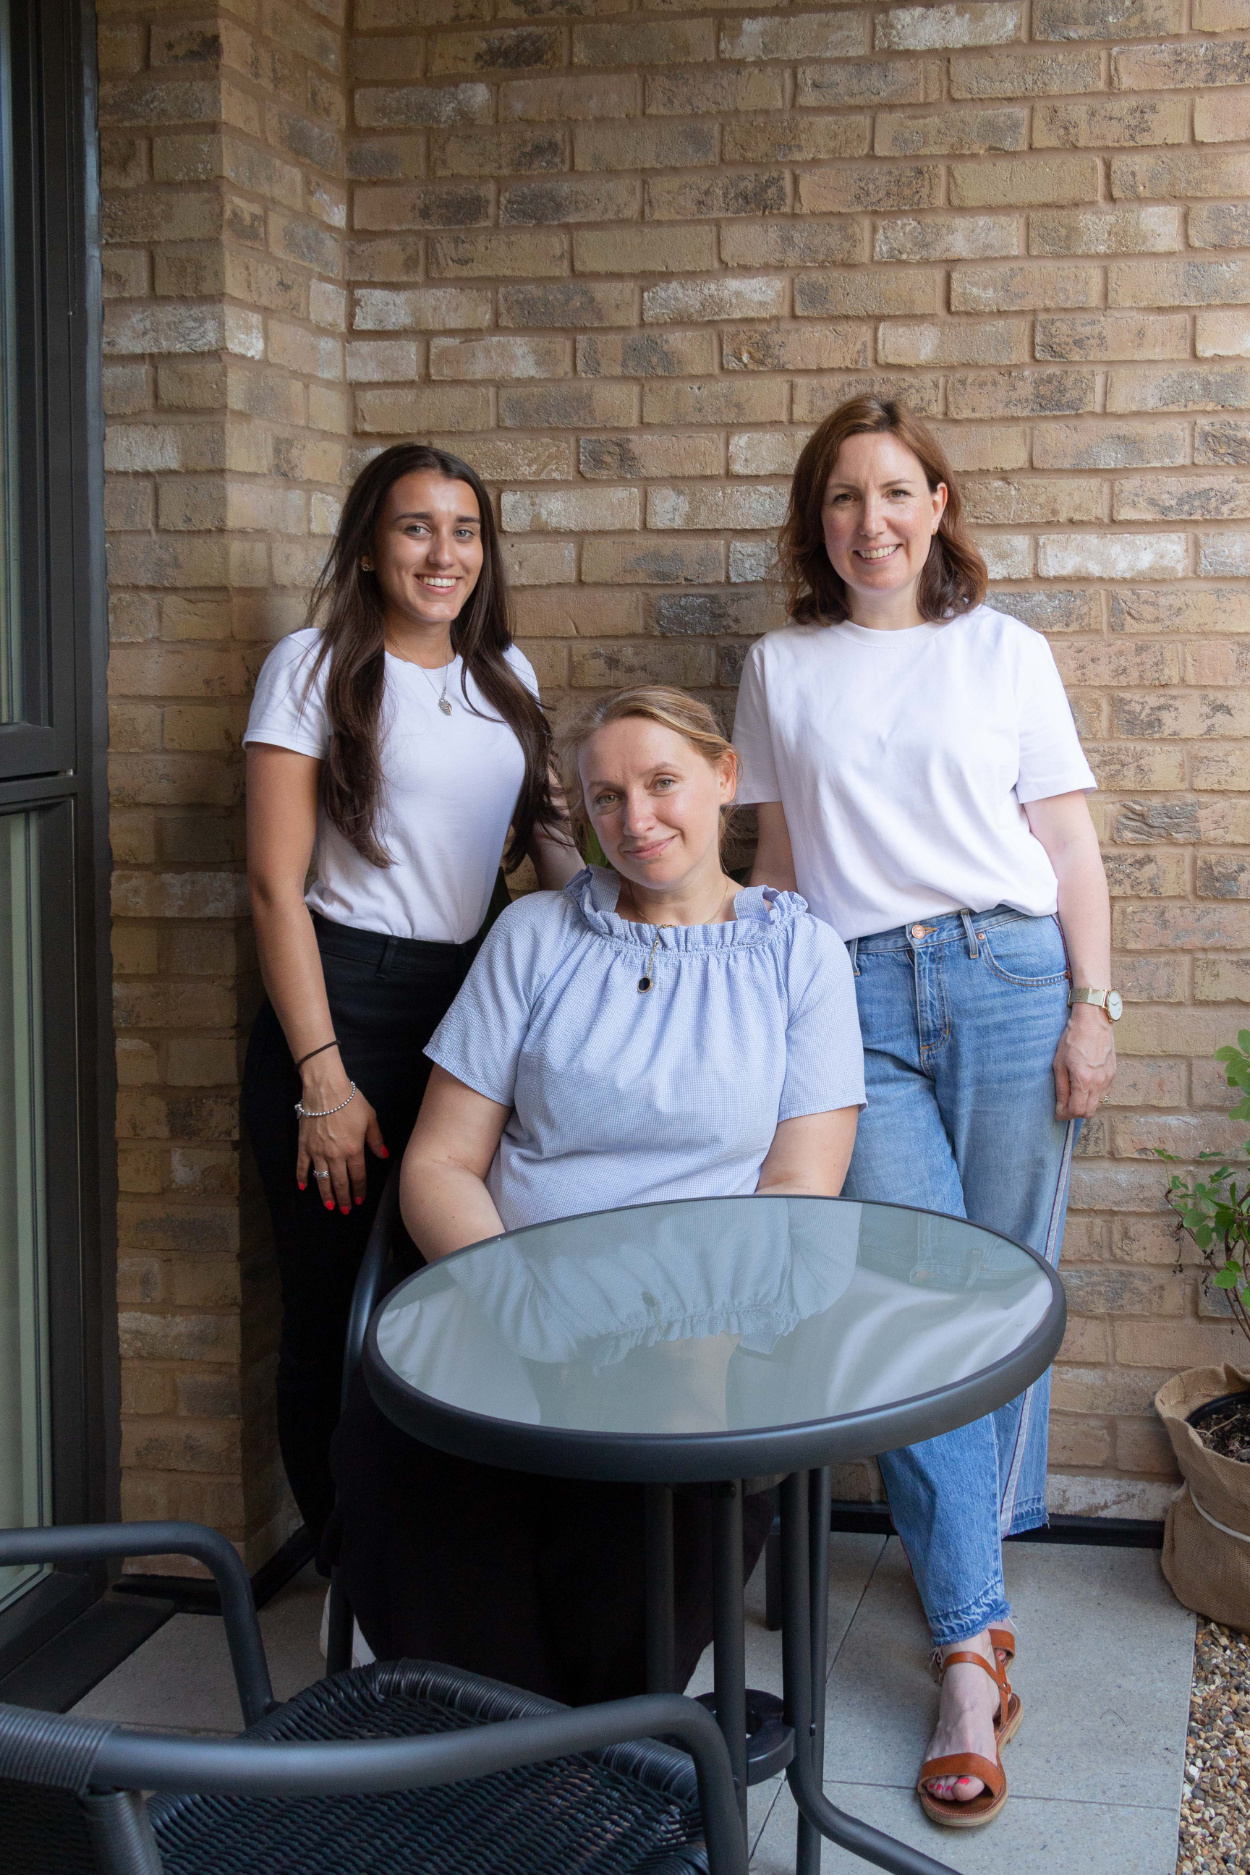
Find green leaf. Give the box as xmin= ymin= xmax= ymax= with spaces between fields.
xmin=1215 ymin=1268 xmax=1239 ymax=1289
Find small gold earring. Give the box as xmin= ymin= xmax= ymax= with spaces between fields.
xmin=361 ymin=560 xmax=373 ymax=572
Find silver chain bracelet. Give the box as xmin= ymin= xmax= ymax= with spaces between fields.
xmin=294 ymin=1083 xmax=357 ymax=1120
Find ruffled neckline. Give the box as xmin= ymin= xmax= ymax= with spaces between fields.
xmin=565 ymin=865 xmax=808 ymax=952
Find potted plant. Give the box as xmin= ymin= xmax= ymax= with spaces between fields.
xmin=1154 ymin=1033 xmax=1250 ymax=1629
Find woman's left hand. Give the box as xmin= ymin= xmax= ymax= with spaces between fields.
xmin=1052 ymin=1004 xmax=1117 ymax=1120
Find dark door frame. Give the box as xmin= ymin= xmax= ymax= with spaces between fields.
xmin=0 ymin=0 xmax=116 ymax=1680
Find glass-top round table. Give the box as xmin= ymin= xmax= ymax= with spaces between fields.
xmin=364 ymin=1195 xmax=1065 ymax=1875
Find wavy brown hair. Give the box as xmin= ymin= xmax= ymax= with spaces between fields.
xmin=556 ymin=686 xmax=739 ymax=858
xmin=305 ymin=443 xmax=560 ymax=871
xmin=779 ymin=396 xmax=987 ymax=626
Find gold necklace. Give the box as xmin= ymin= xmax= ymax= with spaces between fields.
xmin=619 ymin=876 xmax=736 ymax=994
xmin=387 ymin=638 xmax=455 ymax=715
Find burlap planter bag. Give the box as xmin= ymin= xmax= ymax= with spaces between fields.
xmin=1156 ymin=1364 xmax=1250 ymax=1633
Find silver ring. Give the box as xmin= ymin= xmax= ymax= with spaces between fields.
xmin=313 ymin=1169 xmax=330 ymax=1180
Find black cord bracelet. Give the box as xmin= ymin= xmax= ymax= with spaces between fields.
xmin=294 ymin=1039 xmax=339 ymax=1071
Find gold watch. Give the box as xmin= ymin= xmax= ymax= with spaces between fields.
xmin=1069 ymin=987 xmax=1122 ymax=1022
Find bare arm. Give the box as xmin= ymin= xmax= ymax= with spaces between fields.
xmin=246 ymin=743 xmax=385 ymax=1212
xmin=749 ymin=801 xmax=798 ymax=894
xmin=755 ymin=1108 xmax=859 ymax=1199
xmin=530 ymin=820 xmax=583 ymax=892
xmin=401 ymin=1065 xmax=511 ymax=1260
xmin=1023 ymin=789 xmax=1117 ymax=1121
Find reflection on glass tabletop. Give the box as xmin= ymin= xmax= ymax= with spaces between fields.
xmin=371 ymin=1196 xmax=1057 ymax=1445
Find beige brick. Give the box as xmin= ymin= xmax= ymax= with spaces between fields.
xmin=720 ymin=13 xmax=868 ymax=63
xmin=500 ymin=73 xmax=639 ymax=123
xmin=645 ymin=69 xmax=783 ymax=117
xmin=501 ymin=538 xmax=577 ymax=585
xmin=1110 ymin=586 xmax=1250 ymax=634
xmin=502 ymin=487 xmax=639 ymax=533
xmin=579 ymin=432 xmax=722 ymax=479
xmin=950 ymin=49 xmax=1102 ymax=97
xmin=1113 ymin=476 xmax=1250 ymax=523
xmin=1111 ymin=258 xmax=1250 ymax=309
xmin=429 ymin=229 xmax=567 ymax=279
xmin=875 ymin=108 xmax=1027 ymax=157
xmin=647 ymin=483 xmax=788 ymax=531
xmin=430 ymin=125 xmax=566 ymax=179
xmin=500 ymin=281 xmax=635 ymax=328
xmin=793 ymin=373 xmax=941 ymax=420
xmin=352 ymin=283 xmax=494 ymax=330
xmin=878 ymin=320 xmax=1029 ymax=368
xmin=950 ymin=156 xmax=1099 ymax=208
xmin=724 ymin=325 xmax=869 ymax=372
xmin=797 ymin=165 xmax=942 ymax=215
xmin=964 ymin=476 xmax=1104 ymax=525
xmin=1197 ymin=311 xmax=1250 ymax=360
xmin=1107 ymin=364 xmax=1250 ymax=414
xmin=430 ymin=336 xmax=571 ymax=381
xmin=577 ymin=331 xmax=716 ymax=379
xmin=345 ymin=338 xmax=421 ymax=383
xmin=573 ymin=20 xmax=716 ymax=66
xmin=642 ymin=276 xmax=787 ymax=327
xmin=1189 ymin=204 xmax=1250 ymax=252
xmin=429 ymin=26 xmax=563 ymax=79
xmin=356 ymin=385 xmax=492 ymax=433
xmin=1033 ymin=96 xmax=1187 ymax=150
xmin=645 ymin=171 xmax=789 ymax=223
xmin=946 ymin=368 xmax=1096 ymax=418
xmin=1114 ymin=150 xmax=1250 ymax=201
xmin=1028 ymin=205 xmax=1181 ymax=256
xmin=1035 ymin=0 xmax=1182 ymax=36
xmin=727 ymin=430 xmax=809 ymax=477
xmin=875 ymin=4 xmax=1022 ymax=50
xmin=722 ymin=222 xmax=864 ymax=269
xmin=513 ymin=588 xmax=641 ymax=639
xmin=797 ymin=59 xmax=933 ymax=109
xmin=1036 ymin=313 xmax=1189 ymax=362
xmin=352 ymin=182 xmax=492 ymax=233
xmin=1037 ymin=533 xmax=1186 ymax=580
xmin=1196 ymin=418 xmax=1250 ymax=464
xmin=1034 ymin=421 xmax=1187 ymax=469
xmin=874 ymin=215 xmax=1018 ymax=263
xmin=794 ymin=269 xmax=939 ymax=319
xmin=1198 ymin=532 xmax=1250 ymax=577
xmin=499 ymin=381 xmax=637 ymax=428
xmin=1195 ymin=0 xmax=1250 ymax=24
xmin=1194 ymin=90 xmax=1250 ymax=144
xmin=1113 ymin=39 xmax=1250 ymax=92
xmin=581 ymin=537 xmax=726 ymax=584
xmin=451 ymin=436 xmax=574 ymax=482
xmin=573 ymin=120 xmax=716 ymax=173
xmin=572 ymin=225 xmax=717 ymax=276
xmin=933 ymin=423 xmax=1028 ymax=471
xmin=502 ymin=178 xmax=639 ymax=226
xmin=642 ymin=377 xmax=788 ymax=426
xmin=570 ymin=640 xmax=715 ymax=688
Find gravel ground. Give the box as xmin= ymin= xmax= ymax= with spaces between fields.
xmin=1178 ymin=1621 xmax=1250 ymax=1875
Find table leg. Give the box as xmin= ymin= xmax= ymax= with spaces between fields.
xmin=712 ymin=1479 xmax=749 ymax=1838
xmin=780 ymin=1472 xmax=959 ymax=1875
xmin=644 ymin=1484 xmax=677 ymax=1696
xmin=796 ymin=1467 xmax=832 ymax=1875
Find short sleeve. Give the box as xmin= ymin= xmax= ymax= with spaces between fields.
xmin=778 ymin=918 xmax=866 ymax=1121
xmin=731 ymin=639 xmax=782 ymax=804
xmin=1012 ymin=625 xmax=1097 ymax=803
xmin=243 ymin=630 xmax=330 ymax=759
xmin=424 ymin=894 xmax=554 ymax=1108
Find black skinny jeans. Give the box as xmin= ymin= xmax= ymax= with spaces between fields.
xmin=241 ymin=913 xmax=474 ymax=1543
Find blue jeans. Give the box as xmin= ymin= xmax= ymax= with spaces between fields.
xmin=842 ymin=906 xmax=1077 ymax=1646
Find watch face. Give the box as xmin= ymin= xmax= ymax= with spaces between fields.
xmin=1106 ymin=990 xmax=1123 ymax=1021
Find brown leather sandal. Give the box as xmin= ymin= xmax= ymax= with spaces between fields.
xmin=916 ymin=1649 xmax=1013 ymax=1828
xmin=989 ymin=1629 xmax=1022 ymax=1746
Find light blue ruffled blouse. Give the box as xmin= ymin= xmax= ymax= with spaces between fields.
xmin=424 ymin=866 xmax=865 ymax=1233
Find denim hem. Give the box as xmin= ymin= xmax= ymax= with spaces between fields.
xmin=1003 ymin=1496 xmax=1048 ymax=1539
xmin=925 ymin=1587 xmax=1013 ymax=1649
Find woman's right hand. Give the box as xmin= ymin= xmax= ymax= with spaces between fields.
xmin=296 ymin=1055 xmax=387 ymax=1214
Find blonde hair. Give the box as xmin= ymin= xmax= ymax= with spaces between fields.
xmin=556 ymin=686 xmax=738 ymax=858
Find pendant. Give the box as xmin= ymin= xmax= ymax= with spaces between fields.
xmin=637 ymin=977 xmax=652 ymax=993
xmin=438 ymin=697 xmax=452 ymax=715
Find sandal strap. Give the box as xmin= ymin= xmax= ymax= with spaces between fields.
xmin=939 ymin=1647 xmax=1012 ymax=1728
xmin=989 ymin=1625 xmax=1016 ymax=1663
xmin=919 ymin=1752 xmax=1005 ymax=1801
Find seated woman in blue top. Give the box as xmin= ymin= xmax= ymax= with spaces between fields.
xmin=330 ymin=684 xmax=864 ymax=1702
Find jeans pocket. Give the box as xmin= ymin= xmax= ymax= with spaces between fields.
xmin=977 ymin=914 xmax=1070 ymax=988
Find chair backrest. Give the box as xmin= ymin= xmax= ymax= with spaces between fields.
xmin=340 ymin=1166 xmax=401 ymax=1410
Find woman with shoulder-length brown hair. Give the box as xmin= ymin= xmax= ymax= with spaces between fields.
xmin=241 ymin=442 xmax=580 ymax=1545
xmin=733 ymin=395 xmax=1117 ymax=1829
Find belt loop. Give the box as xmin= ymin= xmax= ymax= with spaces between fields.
xmin=848 ymin=935 xmax=860 ymax=977
xmin=960 ymin=911 xmax=979 ymax=960
xmin=377 ymin=936 xmax=398 ymax=977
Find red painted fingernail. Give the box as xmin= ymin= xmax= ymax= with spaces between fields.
xmin=298 ymin=1182 xmax=305 ymax=1191
xmin=340 ymin=1205 xmax=349 ymax=1214
xmin=324 ymin=1201 xmax=333 ymax=1211
xmin=379 ymin=1146 xmax=390 ymax=1159
xmin=355 ymin=1197 xmax=363 ymax=1206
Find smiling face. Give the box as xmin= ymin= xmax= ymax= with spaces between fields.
xmin=579 ymin=716 xmax=737 ymax=896
xmin=368 ymin=470 xmax=484 ymax=635
xmin=821 ymin=430 xmax=948 ymax=619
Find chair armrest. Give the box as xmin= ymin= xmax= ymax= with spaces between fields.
xmin=93 ymin=1693 xmax=747 ymax=1875
xmin=341 ymin=1165 xmax=399 ymax=1409
xmin=0 ymin=1521 xmax=273 ymax=1727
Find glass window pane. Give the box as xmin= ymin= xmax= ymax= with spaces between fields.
xmin=0 ymin=812 xmax=47 ymax=1611
xmin=0 ymin=0 xmax=18 ymax=726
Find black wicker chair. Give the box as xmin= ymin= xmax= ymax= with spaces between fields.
xmin=0 ymin=1519 xmax=746 ymax=1875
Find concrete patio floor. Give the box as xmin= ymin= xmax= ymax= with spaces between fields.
xmin=75 ymin=1534 xmax=1194 ymax=1873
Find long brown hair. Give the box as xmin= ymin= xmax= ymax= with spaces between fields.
xmin=306 ymin=443 xmax=559 ymax=870
xmin=556 ymin=686 xmax=739 ymax=858
xmin=779 ymin=396 xmax=987 ymax=626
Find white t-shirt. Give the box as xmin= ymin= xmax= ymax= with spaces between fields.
xmin=243 ymin=627 xmax=538 ymax=944
xmin=731 ymin=604 xmax=1096 ymax=941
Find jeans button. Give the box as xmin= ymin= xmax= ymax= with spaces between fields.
xmin=910 ymin=923 xmax=927 ymax=940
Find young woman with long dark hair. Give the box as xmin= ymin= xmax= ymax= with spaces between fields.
xmin=734 ymin=396 xmax=1116 ymax=1828
xmin=241 ymin=443 xmax=579 ymax=1544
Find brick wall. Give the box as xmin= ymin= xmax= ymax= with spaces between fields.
xmin=99 ymin=0 xmax=1250 ymax=1561
xmin=99 ymin=0 xmax=348 ymax=1572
